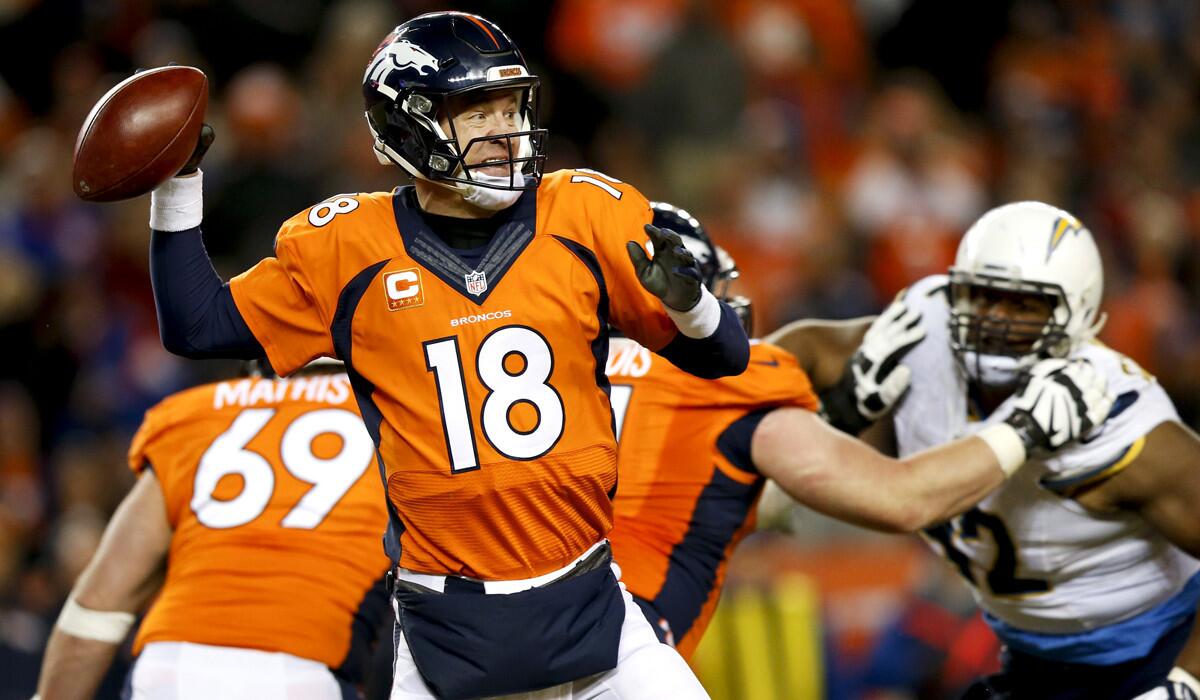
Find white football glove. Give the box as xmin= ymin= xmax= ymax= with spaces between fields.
xmin=1131 ymin=667 xmax=1200 ymax=700
xmin=821 ymin=295 xmax=925 ymax=434
xmin=1171 ymin=668 xmax=1200 ymax=697
xmin=1004 ymin=358 xmax=1114 ymax=452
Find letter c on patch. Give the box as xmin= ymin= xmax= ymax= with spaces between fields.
xmin=384 ymin=268 xmax=424 ymax=310
xmin=387 ymin=271 xmax=418 ymax=300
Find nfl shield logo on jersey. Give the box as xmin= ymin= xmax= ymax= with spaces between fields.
xmin=465 ymin=270 xmax=488 ymax=296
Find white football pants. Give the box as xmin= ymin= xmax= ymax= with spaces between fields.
xmin=128 ymin=641 xmax=346 ymax=699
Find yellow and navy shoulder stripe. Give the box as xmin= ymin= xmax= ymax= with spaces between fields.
xmin=1038 ymin=389 xmax=1141 ymax=495
xmin=1040 ymin=435 xmax=1146 ymax=496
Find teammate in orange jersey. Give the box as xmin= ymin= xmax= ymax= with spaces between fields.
xmin=606 ymin=203 xmax=1116 ymax=662
xmin=138 ymin=12 xmax=746 ymax=699
xmin=35 ymin=361 xmax=392 ymax=699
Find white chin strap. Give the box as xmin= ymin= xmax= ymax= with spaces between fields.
xmin=375 ymin=143 xmax=525 ymax=211
xmin=962 ymin=352 xmax=1027 ymax=387
xmin=368 ymin=105 xmax=535 ymax=212
xmin=456 ymin=171 xmax=525 ymax=211
xmin=453 ymin=124 xmax=532 ymax=211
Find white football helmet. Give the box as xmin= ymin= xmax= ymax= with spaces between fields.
xmin=948 ymin=201 xmax=1106 ymax=386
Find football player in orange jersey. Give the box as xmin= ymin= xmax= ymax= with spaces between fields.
xmin=606 ymin=203 xmax=1117 ymax=662
xmin=137 ymin=11 xmax=747 ymax=699
xmin=35 ymin=361 xmax=392 ymax=699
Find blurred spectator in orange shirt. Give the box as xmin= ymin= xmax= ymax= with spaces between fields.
xmin=549 ymin=0 xmax=688 ymax=93
xmin=720 ymin=0 xmax=868 ymax=186
xmin=842 ymin=75 xmax=986 ymax=303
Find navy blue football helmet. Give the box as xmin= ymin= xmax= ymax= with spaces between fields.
xmin=650 ymin=202 xmax=753 ymax=335
xmin=363 ymin=12 xmax=547 ymax=191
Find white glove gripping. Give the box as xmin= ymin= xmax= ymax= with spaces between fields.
xmin=820 ymin=295 xmax=925 ymax=434
xmin=1005 ymin=358 xmax=1114 ymax=452
xmin=1131 ymin=667 xmax=1200 ymax=700
xmin=853 ymin=298 xmax=925 ymax=418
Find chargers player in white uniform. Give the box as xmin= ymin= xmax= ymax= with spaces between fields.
xmin=771 ymin=201 xmax=1200 ymax=700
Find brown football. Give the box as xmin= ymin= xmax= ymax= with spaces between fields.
xmin=72 ymin=66 xmax=208 ymax=202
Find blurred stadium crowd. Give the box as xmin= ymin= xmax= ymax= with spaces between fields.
xmin=2 ymin=0 xmax=1200 ymax=697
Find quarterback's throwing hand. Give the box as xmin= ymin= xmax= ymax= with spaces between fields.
xmin=1005 ymin=358 xmax=1114 ymax=452
xmin=177 ymin=123 xmax=215 ymax=177
xmin=821 ymin=296 xmax=924 ymax=434
xmin=627 ymin=224 xmax=703 ymax=312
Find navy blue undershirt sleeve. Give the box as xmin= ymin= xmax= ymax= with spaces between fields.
xmin=656 ymin=301 xmax=750 ymax=379
xmin=150 ymin=227 xmax=264 ymax=359
xmin=715 ymin=408 xmax=774 ymax=475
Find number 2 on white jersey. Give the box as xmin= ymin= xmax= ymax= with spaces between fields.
xmin=425 ymin=325 xmax=566 ymax=472
xmin=191 ymin=408 xmax=374 ymax=529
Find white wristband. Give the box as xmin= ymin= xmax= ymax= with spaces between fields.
xmin=665 ymin=286 xmax=721 ymax=339
xmin=149 ymin=171 xmax=204 ymax=232
xmin=976 ymin=424 xmax=1028 ymax=477
xmin=55 ymin=596 xmax=135 ymax=643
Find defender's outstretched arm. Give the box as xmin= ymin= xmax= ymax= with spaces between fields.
xmin=753 ymin=359 xmax=1114 ymax=533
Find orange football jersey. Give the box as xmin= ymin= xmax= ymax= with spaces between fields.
xmin=127 ymin=373 xmax=390 ymax=670
xmin=228 ymin=170 xmax=679 ymax=580
xmin=605 ymin=338 xmax=819 ymax=660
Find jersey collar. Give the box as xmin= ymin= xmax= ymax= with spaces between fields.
xmin=391 ymin=186 xmax=537 ymax=306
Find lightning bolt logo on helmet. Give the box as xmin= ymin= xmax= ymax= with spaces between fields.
xmin=1046 ymin=214 xmax=1086 ymax=262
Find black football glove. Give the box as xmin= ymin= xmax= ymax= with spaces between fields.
xmin=626 ymin=224 xmax=703 ymax=312
xmin=177 ymin=123 xmax=214 ymax=177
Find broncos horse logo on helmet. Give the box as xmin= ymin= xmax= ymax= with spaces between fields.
xmin=363 ymin=12 xmax=547 ymax=194
xmin=367 ymin=39 xmax=441 ymax=81
xmin=650 ymin=202 xmax=753 ymax=335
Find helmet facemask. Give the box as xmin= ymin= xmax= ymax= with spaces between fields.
xmin=366 ymin=81 xmax=547 ymax=193
xmin=948 ymin=269 xmax=1070 ymax=386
